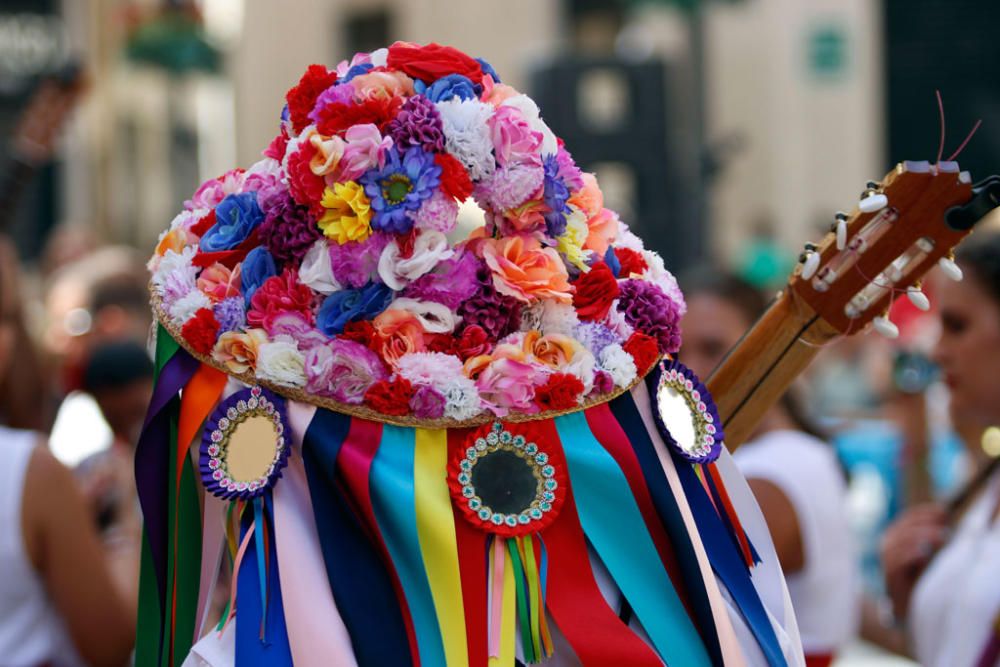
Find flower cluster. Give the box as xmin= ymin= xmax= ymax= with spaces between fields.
xmin=149 ymin=42 xmax=685 ymax=420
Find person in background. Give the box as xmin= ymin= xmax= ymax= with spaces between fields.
xmin=0 ymin=237 xmax=135 ymax=667
xmin=680 ymin=268 xmax=858 ymax=667
xmin=881 ymin=229 xmax=1000 ymax=666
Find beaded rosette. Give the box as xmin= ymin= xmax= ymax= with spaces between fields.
xmin=651 ymin=359 xmax=724 ymax=464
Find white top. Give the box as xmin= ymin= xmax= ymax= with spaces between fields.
xmin=734 ymin=429 xmax=858 ymax=654
xmin=0 ymin=426 xmax=85 ymax=667
xmin=910 ymin=474 xmax=1000 ymax=667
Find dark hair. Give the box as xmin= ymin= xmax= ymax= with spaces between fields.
xmin=82 ymin=341 xmax=154 ymax=394
xmin=956 ymin=228 xmax=1000 ymax=306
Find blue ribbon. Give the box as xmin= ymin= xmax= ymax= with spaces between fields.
xmin=554 ymin=411 xmax=712 ymax=667
xmin=235 ymin=499 xmax=292 ymax=666
xmin=369 ymin=425 xmax=446 ymax=666
xmin=702 ymin=463 xmax=761 ymax=566
xmin=300 ymin=409 xmax=412 ymax=666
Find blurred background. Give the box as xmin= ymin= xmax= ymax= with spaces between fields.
xmin=3 ymin=1 xmax=1000 ymax=664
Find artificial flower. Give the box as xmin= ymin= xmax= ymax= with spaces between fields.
xmin=339 ymin=320 xmax=378 ymax=349
xmin=378 ymin=229 xmax=453 ymax=289
xmin=524 ymin=331 xmax=584 ymax=369
xmin=592 ymin=369 xmax=614 ymax=394
xmin=533 ymin=372 xmax=584 ymax=411
xmin=200 ymin=193 xmax=264 ymax=253
xmin=435 ymin=98 xmax=496 ymax=181
xmin=623 ymin=331 xmax=660 ymax=374
xmin=298 ymin=240 xmax=341 ymax=295
xmin=364 ymin=377 xmax=416 ymax=415
xmin=258 ymin=193 xmax=322 ymax=265
xmin=573 ymin=321 xmax=620 ymax=357
xmin=572 ymin=261 xmax=620 ymax=321
xmin=615 ymin=247 xmax=648 ymax=278
xmin=475 ymin=357 xmax=541 ymax=417
xmin=557 ymin=209 xmax=592 ymax=272
xmin=285 ymin=64 xmax=338 ymax=133
xmin=152 ymin=247 xmax=198 ymax=304
xmin=641 ymin=250 xmax=687 ymax=317
xmin=284 ymin=134 xmax=327 ymax=210
xmin=361 ymin=146 xmax=441 ymax=234
xmin=373 ymin=308 xmax=427 ymax=368
xmin=395 ymin=351 xmax=464 ymax=389
xmin=314 ymin=95 xmax=403 ymax=137
xmin=169 ymin=290 xmax=213 ymax=327
xmin=185 ymin=169 xmax=244 ymax=211
xmin=181 ymin=308 xmax=220 ymax=355
xmin=213 ymin=328 xmax=269 ymax=374
xmin=265 ymin=311 xmax=328 ymax=350
xmin=387 ymin=297 xmax=459 ymax=334
xmin=386 ymin=42 xmax=485 ymax=86
xmin=255 ymin=337 xmax=306 ymax=388
xmin=246 ymin=270 xmax=315 ymax=330
xmin=411 ymin=190 xmax=460 ymax=233
xmin=319 ymin=181 xmax=373 ymax=244
xmin=488 ymin=105 xmax=542 ymax=168
xmin=603 ymin=298 xmax=635 ymax=340
xmin=583 ymin=207 xmax=619 ymax=256
xmin=328 ymin=233 xmax=389 ymax=288
xmin=213 ymin=297 xmax=246 ymax=334
xmin=480 ymin=234 xmax=572 ymax=304
xmin=409 ymin=384 xmax=446 ymax=418
xmin=388 ymin=95 xmax=445 ymax=153
xmin=334 ymin=124 xmax=394 ymax=182
xmin=196 ymin=262 xmax=242 ymax=302
xmin=456 ymin=324 xmax=492 ymax=360
xmin=240 ymin=247 xmax=277 ymax=307
xmin=542 ymin=153 xmax=572 ymax=237
xmin=441 ymin=375 xmax=481 ymax=420
xmin=418 ymin=74 xmax=478 ymax=103
xmin=434 ymin=152 xmax=473 ymax=201
xmin=402 ymin=250 xmax=479 ymax=309
xmin=317 ymin=282 xmax=394 ymax=336
xmin=598 ymin=343 xmax=637 ymax=388
xmin=500 ymin=94 xmax=558 ymax=156
xmin=617 ymin=279 xmax=682 ymax=354
xmin=350 ymin=70 xmax=415 ymax=101
xmin=457 ymin=260 xmax=522 ymax=339
xmin=474 ymin=163 xmax=545 ymax=212
xmin=304 ymin=338 xmax=387 ymax=403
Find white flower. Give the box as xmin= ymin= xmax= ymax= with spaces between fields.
xmin=603 ymin=300 xmax=635 ymax=339
xmin=396 ymin=351 xmax=464 ymax=389
xmin=169 ymin=208 xmax=209 ymax=233
xmin=436 ymin=98 xmax=496 ymax=181
xmin=299 ymin=240 xmax=341 ymax=294
xmin=255 ymin=336 xmax=306 ymax=388
xmin=501 ymin=94 xmax=558 ymax=156
xmin=540 ymin=301 xmax=579 ymax=336
xmin=519 ymin=302 xmax=543 ymax=333
xmin=244 ymin=157 xmax=281 ymax=180
xmin=598 ymin=344 xmax=637 ymax=388
xmin=613 ymin=225 xmax=645 ymax=253
xmin=441 ymin=376 xmax=482 ymax=421
xmin=641 ymin=251 xmax=687 ymax=316
xmin=563 ymin=348 xmax=597 ymax=395
xmin=168 ymin=290 xmax=212 ymax=327
xmin=388 ymin=297 xmax=460 ymax=334
xmin=378 ymin=230 xmax=453 ymax=290
xmin=369 ymin=48 xmax=388 ymax=68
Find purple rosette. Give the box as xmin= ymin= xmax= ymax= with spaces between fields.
xmin=650 ymin=359 xmax=723 ymax=464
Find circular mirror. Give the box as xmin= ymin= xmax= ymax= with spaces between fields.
xmin=652 ymin=360 xmax=723 ymax=463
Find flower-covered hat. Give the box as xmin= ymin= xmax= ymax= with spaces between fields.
xmin=148 ymin=41 xmax=685 ymax=426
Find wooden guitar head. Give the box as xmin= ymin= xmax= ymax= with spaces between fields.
xmin=789 ymin=161 xmax=1000 ymax=337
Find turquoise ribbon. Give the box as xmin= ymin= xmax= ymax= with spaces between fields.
xmin=555 ymin=411 xmax=712 ymax=667
xmin=369 ymin=425 xmax=446 ymax=666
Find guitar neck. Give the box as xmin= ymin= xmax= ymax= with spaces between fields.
xmin=706 ymin=288 xmax=839 ymax=450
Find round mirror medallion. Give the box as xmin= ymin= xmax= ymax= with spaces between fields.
xmin=200 ymin=386 xmax=291 ymax=500
xmin=449 ymin=422 xmax=565 ymax=537
xmin=653 ymin=359 xmax=723 ymax=463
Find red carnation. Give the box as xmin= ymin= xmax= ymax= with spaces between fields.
xmin=263 ymin=126 xmax=290 ymax=161
xmin=189 ymin=209 xmax=216 ymax=238
xmin=615 ymin=247 xmax=648 ymax=277
xmin=286 ymin=64 xmax=338 ymax=133
xmin=364 ymin=377 xmax=416 ymax=416
xmin=286 ymin=142 xmax=326 ymax=212
xmin=426 ymin=333 xmax=458 ymax=355
xmin=435 ymin=153 xmax=473 ymax=201
xmin=387 ymin=42 xmax=485 ymax=86
xmin=181 ymin=308 xmax=220 ymax=356
xmin=534 ymin=373 xmax=585 ymax=411
xmin=315 ymin=96 xmax=403 ymax=137
xmin=340 ymin=320 xmax=379 ymax=350
xmin=456 ymin=325 xmax=492 ymax=360
xmin=572 ymin=262 xmax=620 ymax=321
xmin=246 ymin=270 xmax=315 ymax=330
xmin=624 ymin=332 xmax=660 ymax=375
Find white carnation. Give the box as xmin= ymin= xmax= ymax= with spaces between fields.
xmin=613 ymin=225 xmax=645 ymax=253
xmin=501 ymin=94 xmax=558 ymax=156
xmin=641 ymin=251 xmax=687 ymax=316
xmin=436 ymin=98 xmax=496 ymax=181
xmin=244 ymin=157 xmax=281 ymax=180
xmin=563 ymin=348 xmax=597 ymax=395
xmin=168 ymin=289 xmax=212 ymax=327
xmin=442 ymin=376 xmax=482 ymax=421
xmin=378 ymin=230 xmax=453 ymax=290
xmin=598 ymin=344 xmax=637 ymax=388
xmin=396 ymin=351 xmax=464 ymax=389
xmin=299 ymin=240 xmax=341 ymax=294
xmin=255 ymin=337 xmax=306 ymax=388
xmin=540 ymin=301 xmax=580 ymax=336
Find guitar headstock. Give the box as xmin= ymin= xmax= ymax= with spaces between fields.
xmin=789 ymin=161 xmax=1000 ymax=337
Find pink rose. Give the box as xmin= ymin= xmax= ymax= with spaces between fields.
xmin=264 ymin=311 xmax=328 ymax=350
xmin=488 ymin=105 xmax=543 ymax=168
xmin=475 ymin=358 xmax=542 ymax=417
xmin=480 ymin=234 xmax=572 ymax=304
xmin=196 ymin=262 xmax=241 ymax=302
xmin=335 ymin=124 xmax=393 ymax=182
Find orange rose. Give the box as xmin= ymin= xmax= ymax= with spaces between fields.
xmin=374 ymin=309 xmax=426 ymax=369
xmin=350 ymin=71 xmax=415 ymax=101
xmin=212 ymin=328 xmax=268 ymax=374
xmin=583 ymin=207 xmax=619 ymax=256
xmin=525 ymin=331 xmax=582 ymax=368
xmin=463 ymin=354 xmax=493 ymax=380
xmin=481 ymin=234 xmax=572 ymax=304
xmin=155 ymin=228 xmax=190 ymax=257
xmin=568 ymin=173 xmax=603 ymax=219
xmin=196 ymin=262 xmax=242 ymax=302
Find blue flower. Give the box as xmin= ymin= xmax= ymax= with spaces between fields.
xmin=241 ymin=246 xmax=277 ymax=307
xmin=360 ymin=146 xmax=442 ymax=234
xmin=201 ymin=193 xmax=264 ymax=253
xmin=416 ymin=74 xmax=478 ymax=102
xmin=603 ymin=246 xmax=621 ymax=278
xmin=476 ymin=57 xmax=501 ymax=83
xmin=317 ymin=282 xmax=394 ymax=336
xmin=341 ymin=62 xmax=374 ymax=83
xmin=542 ymin=154 xmax=571 ymax=238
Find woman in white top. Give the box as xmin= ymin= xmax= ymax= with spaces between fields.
xmin=680 ymin=270 xmax=858 ymax=666
xmin=882 ymin=230 xmax=1000 ymax=666
xmin=0 ymin=237 xmax=135 ymax=667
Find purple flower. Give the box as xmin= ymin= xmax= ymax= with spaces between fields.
xmin=328 ymin=233 xmax=390 ymax=288
xmin=409 ymin=384 xmax=446 ymax=418
xmin=542 ymin=154 xmax=571 ymax=238
xmin=266 ymin=311 xmax=328 ymax=350
xmin=361 ymin=146 xmax=441 ymax=234
xmin=574 ymin=321 xmax=620 ymax=357
xmin=458 ymin=261 xmax=522 ymax=340
xmin=258 ymin=192 xmax=322 ymax=266
xmin=304 ymin=339 xmax=388 ymax=404
xmin=554 ymin=147 xmax=584 ymax=191
xmin=617 ymin=279 xmax=682 ymax=354
xmin=592 ymin=370 xmax=615 ymax=395
xmin=213 ymin=297 xmax=246 ymax=334
xmin=308 ymin=83 xmax=356 ymax=125
xmin=388 ymin=95 xmax=445 ymax=153
xmin=403 ymin=250 xmax=480 ymax=309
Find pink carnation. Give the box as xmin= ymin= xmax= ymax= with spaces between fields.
xmin=304 ymin=339 xmax=388 ymax=404
xmin=185 ymin=169 xmax=244 ymax=211
xmin=264 ymin=311 xmax=328 ymax=350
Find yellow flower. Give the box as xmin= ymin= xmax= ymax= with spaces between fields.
xmin=318 ymin=181 xmax=373 ymax=244
xmin=556 ymin=209 xmax=591 ymax=271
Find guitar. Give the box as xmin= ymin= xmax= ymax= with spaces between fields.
xmin=707 ymin=160 xmax=1000 ymax=449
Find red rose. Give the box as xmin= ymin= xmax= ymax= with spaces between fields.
xmin=387 ymin=42 xmax=485 ymax=85
xmin=435 ymin=153 xmax=473 ymax=201
xmin=534 ymin=373 xmax=585 ymax=411
xmin=189 ymin=209 xmax=216 ymax=237
xmin=246 ymin=270 xmax=315 ymax=330
xmin=340 ymin=320 xmax=378 ymax=350
xmin=426 ymin=333 xmax=458 ymax=355
xmin=364 ymin=377 xmax=416 ymax=416
xmin=286 ymin=142 xmax=326 ymax=212
xmin=315 ymin=96 xmax=403 ymax=137
xmin=456 ymin=325 xmax=492 ymax=360
xmin=181 ymin=308 xmax=220 ymax=356
xmin=286 ymin=64 xmax=338 ymax=133
xmin=615 ymin=247 xmax=648 ymax=277
xmin=624 ymin=332 xmax=660 ymax=374
xmin=572 ymin=262 xmax=620 ymax=321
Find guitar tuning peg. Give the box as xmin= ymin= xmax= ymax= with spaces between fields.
xmin=859 ymin=192 xmax=889 ymax=214
xmin=835 ymin=218 xmax=848 ymax=250
xmin=873 ymin=314 xmax=900 ymax=339
xmin=800 ymin=250 xmax=821 ymax=280
xmin=907 ymin=285 xmax=931 ymax=311
xmin=939 ymin=255 xmax=963 ymax=281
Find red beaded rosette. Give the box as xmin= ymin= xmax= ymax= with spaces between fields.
xmin=148 ymin=42 xmax=687 ymax=424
